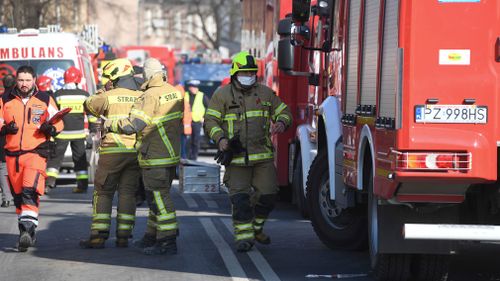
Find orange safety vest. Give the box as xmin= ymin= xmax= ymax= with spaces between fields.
xmin=0 ymin=89 xmax=63 ymax=152
xmin=175 ymin=85 xmax=192 ymax=135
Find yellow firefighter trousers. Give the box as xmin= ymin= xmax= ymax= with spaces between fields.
xmin=91 ymin=153 xmax=140 ymax=239
xmin=223 ymin=161 xmax=278 ymax=242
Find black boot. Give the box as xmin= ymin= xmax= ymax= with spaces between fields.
xmin=254 ymin=230 xmax=271 ymax=245
xmin=132 ymin=234 xmax=156 ymax=249
xmin=79 ymin=235 xmax=106 ymax=249
xmin=143 ymin=237 xmax=177 ymax=255
xmin=18 ymin=221 xmax=36 ymax=252
xmin=236 ymin=240 xmax=254 ymax=252
xmin=73 ymin=179 xmax=88 ymax=193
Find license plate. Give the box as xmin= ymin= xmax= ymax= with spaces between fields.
xmin=415 ymin=105 xmax=487 ymax=124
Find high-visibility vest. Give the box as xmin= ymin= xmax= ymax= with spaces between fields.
xmin=190 ymin=92 xmax=205 ymax=122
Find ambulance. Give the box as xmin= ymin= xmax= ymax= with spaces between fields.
xmin=0 ymin=25 xmax=98 ymax=94
xmin=0 ymin=25 xmax=99 ymax=183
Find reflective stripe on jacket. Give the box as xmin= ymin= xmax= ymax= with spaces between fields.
xmin=84 ymin=88 xmax=142 ymax=154
xmin=113 ymin=74 xmax=184 ymax=168
xmin=204 ymin=83 xmax=292 ymax=166
xmin=53 ymin=88 xmax=89 ymax=140
xmin=0 ymin=88 xmax=64 ymax=152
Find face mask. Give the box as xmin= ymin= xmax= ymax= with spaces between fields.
xmin=237 ymin=75 xmax=256 ymax=87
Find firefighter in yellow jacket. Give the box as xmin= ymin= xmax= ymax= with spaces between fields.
xmin=79 ymin=59 xmax=142 ymax=248
xmin=204 ymin=51 xmax=292 ymax=252
xmin=105 ymin=58 xmax=183 ymax=255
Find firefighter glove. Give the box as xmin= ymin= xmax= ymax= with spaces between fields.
xmin=271 ymin=121 xmax=286 ymax=134
xmin=214 ymin=149 xmax=233 ymax=166
xmin=218 ymin=138 xmax=229 ymax=151
xmin=0 ymin=121 xmax=18 ymax=135
xmin=103 ymin=119 xmax=115 ymax=133
xmin=39 ymin=122 xmax=57 ymax=137
xmin=228 ymin=136 xmax=245 ymax=154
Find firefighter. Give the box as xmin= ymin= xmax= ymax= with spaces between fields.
xmin=0 ymin=65 xmax=63 ymax=252
xmin=79 ymin=58 xmax=142 ymax=248
xmin=45 ymin=66 xmax=90 ymax=193
xmin=104 ymin=58 xmax=183 ymax=255
xmin=184 ymin=79 xmax=209 ymax=161
xmin=204 ymin=51 xmax=292 ymax=252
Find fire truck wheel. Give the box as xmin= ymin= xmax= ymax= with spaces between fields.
xmin=306 ymin=150 xmax=367 ymax=250
xmin=292 ymin=152 xmax=309 ymax=218
xmin=411 ymin=254 xmax=450 ymax=281
xmin=368 ymin=169 xmax=412 ymax=281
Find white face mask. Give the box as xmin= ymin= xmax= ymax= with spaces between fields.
xmin=237 ymin=75 xmax=256 ymax=86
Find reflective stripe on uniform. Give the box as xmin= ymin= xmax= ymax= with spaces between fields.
xmin=253 ymin=217 xmax=266 ymax=231
xmin=244 ymin=110 xmax=269 ymax=118
xmin=206 ymin=108 xmax=222 ymax=119
xmin=209 ymin=127 xmax=223 ymax=139
xmin=153 ymin=112 xmax=182 ymax=159
xmin=76 ymin=170 xmax=88 ymax=180
xmin=118 ymin=213 xmax=136 ymax=221
xmin=153 ymin=191 xmax=168 ymax=215
xmin=276 ymin=114 xmax=291 ymax=124
xmin=46 ymin=167 xmax=59 ymax=178
xmin=56 ymin=129 xmax=86 ymax=140
xmin=130 ymin=108 xmax=152 ymax=125
xmin=157 ymin=222 xmax=178 ymax=231
xmin=117 ymin=224 xmax=134 ymax=230
xmin=157 ymin=212 xmax=176 ymax=221
xmin=272 ymin=103 xmax=288 ymax=120
xmin=91 ymin=223 xmax=110 ymax=230
xmin=235 ymin=232 xmax=255 ymax=241
xmin=223 ymin=114 xmax=238 ymax=121
xmin=234 ymin=223 xmax=253 ymax=232
xmin=99 ymin=147 xmax=137 ymax=154
xmin=93 ymin=213 xmax=111 ymax=220
xmin=231 ymin=152 xmax=274 ymax=164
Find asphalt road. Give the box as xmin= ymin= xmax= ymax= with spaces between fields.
xmin=0 ymin=155 xmax=499 ymax=281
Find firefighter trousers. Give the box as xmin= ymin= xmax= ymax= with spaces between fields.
xmin=6 ymin=153 xmax=47 ymax=227
xmin=142 ymin=167 xmax=178 ymax=240
xmin=46 ymin=138 xmax=88 ymax=189
xmin=223 ymin=161 xmax=278 ymax=242
xmin=90 ymin=153 xmax=140 ymax=240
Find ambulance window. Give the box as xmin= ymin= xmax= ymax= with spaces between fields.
xmin=82 ymin=59 xmax=96 ymax=94
xmin=0 ymin=60 xmax=74 ymax=91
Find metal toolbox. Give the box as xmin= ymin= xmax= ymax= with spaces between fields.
xmin=179 ymin=160 xmax=220 ymax=193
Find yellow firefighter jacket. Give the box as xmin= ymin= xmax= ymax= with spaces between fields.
xmin=110 ymin=74 xmax=184 ymax=168
xmin=204 ymin=82 xmax=292 ymax=166
xmin=84 ymin=88 xmax=142 ymax=155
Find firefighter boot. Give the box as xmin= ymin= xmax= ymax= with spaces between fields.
xmin=143 ymin=237 xmax=177 ymax=255
xmin=132 ymin=234 xmax=156 ymax=249
xmin=116 ymin=237 xmax=129 ymax=248
xmin=236 ymin=240 xmax=254 ymax=253
xmin=254 ymin=229 xmax=271 ymax=245
xmin=73 ymin=179 xmax=88 ymax=193
xmin=79 ymin=235 xmax=106 ymax=249
xmin=45 ymin=176 xmax=57 ymax=194
xmin=18 ymin=221 xmax=36 ymax=252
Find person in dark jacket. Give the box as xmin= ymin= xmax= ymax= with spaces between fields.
xmin=45 ymin=66 xmax=90 ymax=193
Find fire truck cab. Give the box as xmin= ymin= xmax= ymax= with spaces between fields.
xmin=279 ymin=0 xmax=500 ymax=280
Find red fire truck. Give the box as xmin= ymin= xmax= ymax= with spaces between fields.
xmin=276 ymin=0 xmax=500 ymax=280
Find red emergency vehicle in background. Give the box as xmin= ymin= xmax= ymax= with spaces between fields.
xmin=246 ymin=0 xmax=500 ymax=280
xmin=117 ymin=45 xmax=176 ymax=84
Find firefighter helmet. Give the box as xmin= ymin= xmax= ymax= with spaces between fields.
xmin=102 ymin=58 xmax=134 ymax=83
xmin=36 ymin=75 xmax=53 ymax=92
xmin=229 ymin=51 xmax=258 ymax=76
xmin=64 ymin=66 xmax=82 ymax=84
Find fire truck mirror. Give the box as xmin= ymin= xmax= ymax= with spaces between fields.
xmin=317 ymin=0 xmax=335 ymax=17
xmin=278 ymin=18 xmax=292 ymax=36
xmin=278 ymin=37 xmax=295 ymax=71
xmin=292 ymin=0 xmax=311 ymax=24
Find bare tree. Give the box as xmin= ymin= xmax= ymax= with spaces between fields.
xmin=166 ymin=0 xmax=241 ymax=51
